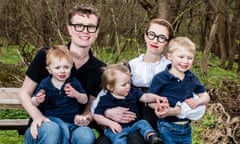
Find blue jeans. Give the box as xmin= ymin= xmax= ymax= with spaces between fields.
xmin=24 ymin=119 xmax=96 ymax=144
xmin=24 ymin=121 xmax=61 ymax=144
xmin=157 ymin=120 xmax=192 ymax=144
xmin=104 ymin=119 xmax=155 ymax=144
xmin=48 ymin=117 xmax=71 ymax=144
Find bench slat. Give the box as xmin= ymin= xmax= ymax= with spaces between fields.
xmin=0 ymin=98 xmax=23 ymax=109
xmin=0 ymin=88 xmax=28 ymax=134
xmin=0 ymin=88 xmax=23 ymax=109
xmin=0 ymin=119 xmax=29 ymax=126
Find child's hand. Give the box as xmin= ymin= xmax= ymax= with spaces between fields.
xmin=32 ymin=89 xmax=46 ymax=106
xmin=156 ymin=97 xmax=169 ymax=106
xmin=109 ymin=121 xmax=122 ymax=133
xmin=74 ymin=113 xmax=92 ymax=126
xmin=64 ymin=83 xmax=78 ymax=98
xmin=154 ymin=99 xmax=169 ymax=118
xmin=185 ymin=98 xmax=199 ymax=109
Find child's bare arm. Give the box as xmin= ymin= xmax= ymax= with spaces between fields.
xmin=93 ymin=114 xmax=122 ymax=133
xmin=64 ymin=83 xmax=88 ymax=104
xmin=140 ymin=93 xmax=168 ymax=104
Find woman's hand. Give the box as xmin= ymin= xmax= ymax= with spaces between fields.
xmin=104 ymin=107 xmax=136 ymax=123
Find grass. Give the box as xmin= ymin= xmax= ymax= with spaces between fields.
xmin=0 ymin=131 xmax=24 ymax=144
xmin=0 ymin=45 xmax=22 ymax=64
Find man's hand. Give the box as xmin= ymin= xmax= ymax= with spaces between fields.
xmin=30 ymin=116 xmax=50 ymax=139
xmin=105 ymin=107 xmax=136 ymax=123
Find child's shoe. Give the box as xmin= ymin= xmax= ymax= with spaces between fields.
xmin=148 ymin=133 xmax=163 ymax=144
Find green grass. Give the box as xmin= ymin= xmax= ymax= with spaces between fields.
xmin=0 ymin=110 xmax=29 ymax=119
xmin=0 ymin=46 xmax=22 ymax=64
xmin=0 ymin=131 xmax=24 ymax=144
xmin=191 ymin=112 xmax=218 ymax=144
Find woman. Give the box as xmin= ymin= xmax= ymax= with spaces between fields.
xmin=95 ymin=18 xmax=174 ymax=144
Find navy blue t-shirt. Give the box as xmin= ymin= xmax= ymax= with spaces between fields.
xmin=34 ymin=76 xmax=86 ymax=123
xmin=149 ymin=64 xmax=206 ymax=122
xmin=26 ymin=45 xmax=106 ymax=113
xmin=94 ymin=88 xmax=144 ymax=128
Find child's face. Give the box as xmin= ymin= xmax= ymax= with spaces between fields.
xmin=110 ymin=71 xmax=131 ymax=98
xmin=47 ymin=57 xmax=72 ymax=82
xmin=168 ymin=46 xmax=194 ymax=73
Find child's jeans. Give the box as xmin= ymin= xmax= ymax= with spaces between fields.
xmin=24 ymin=117 xmax=96 ymax=144
xmin=157 ymin=120 xmax=192 ymax=144
xmin=104 ymin=119 xmax=156 ymax=144
xmin=48 ymin=117 xmax=71 ymax=144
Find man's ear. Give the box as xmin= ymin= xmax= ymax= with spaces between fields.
xmin=67 ymin=24 xmax=73 ymax=36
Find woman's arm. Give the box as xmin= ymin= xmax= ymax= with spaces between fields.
xmin=104 ymin=107 xmax=137 ymax=123
xmin=92 ymin=90 xmax=137 ymax=124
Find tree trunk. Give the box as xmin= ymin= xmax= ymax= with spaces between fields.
xmin=201 ymin=0 xmax=220 ymax=75
xmin=226 ymin=0 xmax=240 ymax=70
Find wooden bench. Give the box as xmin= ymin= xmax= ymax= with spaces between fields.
xmin=0 ymin=87 xmax=29 ymax=134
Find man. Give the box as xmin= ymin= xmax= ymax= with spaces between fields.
xmin=19 ymin=3 xmax=105 ymax=144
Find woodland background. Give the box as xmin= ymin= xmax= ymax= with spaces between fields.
xmin=0 ymin=0 xmax=239 ymax=143
xmin=0 ymin=0 xmax=239 ymax=74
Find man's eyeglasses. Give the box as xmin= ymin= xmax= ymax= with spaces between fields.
xmin=69 ymin=23 xmax=99 ymax=33
xmin=146 ymin=31 xmax=169 ymax=43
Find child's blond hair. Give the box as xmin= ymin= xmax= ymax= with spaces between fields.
xmin=46 ymin=45 xmax=73 ymax=66
xmin=168 ymin=36 xmax=196 ymax=55
xmin=101 ymin=62 xmax=130 ymax=91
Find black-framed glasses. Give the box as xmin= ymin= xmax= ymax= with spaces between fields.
xmin=69 ymin=23 xmax=99 ymax=33
xmin=146 ymin=31 xmax=169 ymax=43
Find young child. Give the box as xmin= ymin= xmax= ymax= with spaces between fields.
xmin=32 ymin=45 xmax=88 ymax=144
xmin=149 ymin=36 xmax=210 ymax=144
xmin=94 ymin=62 xmax=168 ymax=144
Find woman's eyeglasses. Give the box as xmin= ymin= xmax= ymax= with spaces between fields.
xmin=146 ymin=31 xmax=169 ymax=43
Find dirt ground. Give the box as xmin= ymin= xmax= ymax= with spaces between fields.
xmin=201 ymin=79 xmax=240 ymax=144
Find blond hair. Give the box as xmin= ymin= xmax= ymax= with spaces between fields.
xmin=101 ymin=62 xmax=130 ymax=90
xmin=46 ymin=45 xmax=73 ymax=66
xmin=167 ymin=36 xmax=196 ymax=54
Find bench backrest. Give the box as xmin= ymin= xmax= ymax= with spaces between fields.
xmin=0 ymin=87 xmax=23 ymax=109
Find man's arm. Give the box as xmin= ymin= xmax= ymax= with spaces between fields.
xmin=19 ymin=76 xmax=49 ymax=138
